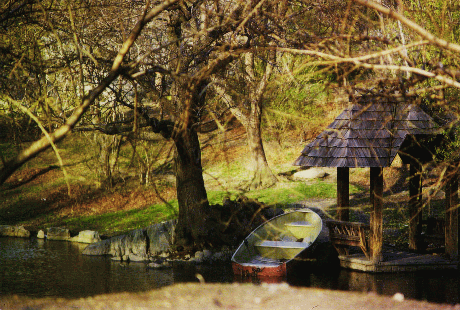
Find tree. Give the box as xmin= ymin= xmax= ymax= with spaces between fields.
xmin=213 ymin=50 xmax=277 ymax=190
xmin=0 ymin=0 xmax=177 ymax=194
xmin=4 ymin=0 xmax=460 ymax=251
xmin=0 ymin=0 xmax=289 ymax=249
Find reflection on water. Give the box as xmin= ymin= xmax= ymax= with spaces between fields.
xmin=0 ymin=237 xmax=232 ymax=298
xmin=1 ymin=237 xmax=459 ymax=304
xmin=286 ymin=265 xmax=460 ymax=305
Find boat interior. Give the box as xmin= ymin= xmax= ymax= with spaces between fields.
xmin=232 ymin=209 xmax=322 ymax=266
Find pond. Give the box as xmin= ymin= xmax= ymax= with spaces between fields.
xmin=0 ymin=237 xmax=459 ymax=305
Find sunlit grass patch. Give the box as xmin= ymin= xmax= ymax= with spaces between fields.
xmin=63 ymin=201 xmax=178 ymax=236
xmin=207 ymin=180 xmax=362 ymax=206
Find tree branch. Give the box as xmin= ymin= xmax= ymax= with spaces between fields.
xmin=212 ymin=76 xmax=249 ymax=125
xmin=352 ymin=0 xmax=460 ymax=54
xmin=0 ymin=0 xmax=178 ymax=185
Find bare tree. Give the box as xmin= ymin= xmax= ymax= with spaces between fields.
xmin=214 ymin=50 xmax=277 ymax=190
xmin=0 ymin=0 xmax=287 ymax=249
xmin=3 ymin=0 xmax=460 ymax=251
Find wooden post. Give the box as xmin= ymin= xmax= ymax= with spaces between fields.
xmin=409 ymin=162 xmax=422 ymax=251
xmin=370 ymin=167 xmax=383 ymax=263
xmin=337 ymin=167 xmax=350 ymax=221
xmin=445 ymin=164 xmax=459 ymax=260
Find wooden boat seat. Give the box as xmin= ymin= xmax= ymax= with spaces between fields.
xmin=256 ymin=240 xmax=308 ymax=249
xmin=285 ymin=221 xmax=315 ymax=239
xmin=285 ymin=221 xmax=313 ymax=227
xmin=255 ymin=240 xmax=309 ymax=260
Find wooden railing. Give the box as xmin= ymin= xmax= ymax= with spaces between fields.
xmin=326 ymin=220 xmax=370 ymax=258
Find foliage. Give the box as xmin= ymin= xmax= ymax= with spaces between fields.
xmin=3 ymin=0 xmax=460 ymax=248
xmin=0 ymin=111 xmax=41 ymax=143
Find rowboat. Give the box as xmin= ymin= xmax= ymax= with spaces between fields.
xmin=232 ymin=208 xmax=323 ymax=278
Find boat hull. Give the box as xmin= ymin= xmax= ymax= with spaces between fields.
xmin=232 ymin=261 xmax=287 ymax=278
xmin=231 ymin=208 xmax=322 ymax=278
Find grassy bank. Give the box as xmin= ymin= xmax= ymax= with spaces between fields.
xmin=0 ymin=131 xmax=350 ymax=236
xmin=56 ymin=180 xmax=350 ymax=236
xmin=0 ymin=169 xmax=360 ymax=236
xmin=0 ymin=120 xmax=398 ymax=239
xmin=2 ymin=127 xmax=446 ymax=250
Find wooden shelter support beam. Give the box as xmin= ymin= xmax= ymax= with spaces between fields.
xmin=445 ymin=163 xmax=459 ymax=260
xmin=337 ymin=167 xmax=350 ymax=221
xmin=409 ymin=162 xmax=422 ymax=251
xmin=370 ymin=167 xmax=383 ymax=263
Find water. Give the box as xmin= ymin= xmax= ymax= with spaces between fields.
xmin=0 ymin=237 xmax=233 ymax=298
xmin=1 ymin=237 xmax=459 ymax=304
xmin=288 ymin=269 xmax=460 ymax=305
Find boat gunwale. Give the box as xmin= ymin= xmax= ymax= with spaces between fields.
xmin=231 ymin=208 xmax=322 ymax=269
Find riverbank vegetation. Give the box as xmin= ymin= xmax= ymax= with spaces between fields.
xmin=1 ymin=0 xmax=460 ymax=250
xmin=0 ymin=125 xmax=365 ymax=236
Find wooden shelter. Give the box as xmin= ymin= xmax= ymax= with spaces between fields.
xmin=294 ymin=95 xmax=458 ymax=266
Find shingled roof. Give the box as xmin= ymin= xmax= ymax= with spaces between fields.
xmin=294 ymin=96 xmax=441 ymax=167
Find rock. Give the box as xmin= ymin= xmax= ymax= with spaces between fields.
xmin=16 ymin=226 xmax=31 ymax=238
xmin=37 ymin=230 xmax=45 ymax=239
xmin=0 ymin=225 xmax=15 ymax=237
xmin=83 ymin=220 xmax=177 ymax=260
xmin=69 ymin=230 xmax=101 ymax=244
xmin=83 ymin=228 xmax=149 ymax=261
xmin=82 ymin=238 xmax=112 ymax=256
xmin=0 ymin=225 xmax=31 ymax=238
xmin=202 ymin=249 xmax=212 ymax=258
xmin=191 ymin=251 xmax=205 ymax=263
xmin=146 ymin=220 xmax=176 ymax=255
xmin=392 ymin=293 xmax=405 ymax=302
xmin=108 ymin=229 xmax=148 ymax=260
xmin=46 ymin=227 xmax=70 ymax=241
xmin=293 ymin=167 xmax=330 ymax=180
xmin=212 ymin=250 xmax=232 ymax=262
xmin=191 ymin=249 xmax=229 ymax=264
xmin=128 ymin=253 xmax=148 ymax=262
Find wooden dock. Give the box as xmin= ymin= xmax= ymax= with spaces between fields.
xmin=338 ymin=248 xmax=458 ymax=273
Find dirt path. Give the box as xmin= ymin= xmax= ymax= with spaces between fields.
xmin=2 ymin=283 xmax=458 ymax=310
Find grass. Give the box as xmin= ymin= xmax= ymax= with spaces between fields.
xmin=53 ymin=180 xmax=357 ymax=236
xmin=0 ymin=142 xmax=17 ymax=159
xmin=63 ymin=201 xmax=179 ymax=236
xmin=207 ymin=180 xmax=361 ymax=206
xmin=0 ymin=127 xmax=368 ymax=238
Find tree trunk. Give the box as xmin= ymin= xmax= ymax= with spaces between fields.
xmin=173 ymin=126 xmax=211 ymax=249
xmin=240 ymin=52 xmax=277 ymax=190
xmin=245 ymin=107 xmax=277 ymax=190
xmin=163 ymin=11 xmax=215 ymax=250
